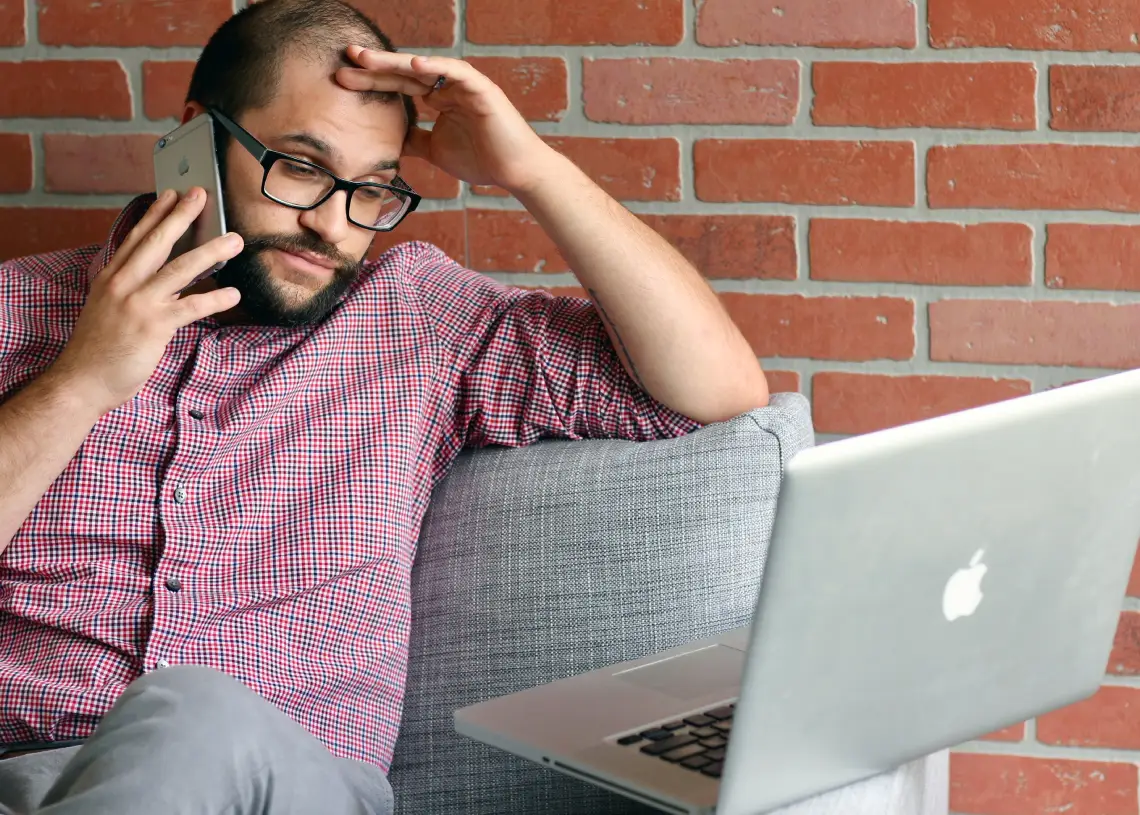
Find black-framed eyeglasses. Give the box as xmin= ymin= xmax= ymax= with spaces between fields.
xmin=208 ymin=107 xmax=421 ymax=233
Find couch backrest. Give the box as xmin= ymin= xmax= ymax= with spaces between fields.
xmin=390 ymin=393 xmax=814 ymax=814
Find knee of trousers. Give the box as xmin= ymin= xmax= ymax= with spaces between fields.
xmin=113 ymin=665 xmax=285 ymax=741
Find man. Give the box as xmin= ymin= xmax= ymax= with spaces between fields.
xmin=0 ymin=0 xmax=769 ymax=812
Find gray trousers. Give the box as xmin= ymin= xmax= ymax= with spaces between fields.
xmin=0 ymin=666 xmax=394 ymax=815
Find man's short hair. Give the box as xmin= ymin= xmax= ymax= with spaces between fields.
xmin=186 ymin=0 xmax=417 ymax=139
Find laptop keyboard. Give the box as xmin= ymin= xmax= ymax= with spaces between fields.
xmin=615 ymin=703 xmax=734 ymax=778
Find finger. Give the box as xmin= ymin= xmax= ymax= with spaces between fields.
xmin=148 ymin=231 xmax=245 ymax=296
xmin=335 ymin=67 xmax=433 ymax=96
xmin=98 ymin=189 xmax=180 ymax=280
xmin=403 ymin=127 xmax=433 ymax=161
xmin=353 ymin=48 xmax=480 ymax=88
xmin=114 ymin=189 xmax=210 ymax=289
xmin=167 ymin=286 xmax=243 ymax=329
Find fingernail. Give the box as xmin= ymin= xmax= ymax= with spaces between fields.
xmin=160 ymin=188 xmax=175 ymax=202
xmin=226 ymin=231 xmax=243 ymax=246
xmin=186 ymin=188 xmax=202 ymax=202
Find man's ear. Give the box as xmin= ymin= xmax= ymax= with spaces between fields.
xmin=181 ymin=102 xmax=207 ymax=125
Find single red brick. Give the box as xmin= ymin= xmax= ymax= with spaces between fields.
xmin=696 ymin=139 xmax=914 ymax=206
xmin=979 ymin=722 xmax=1027 ymax=742
xmin=810 ymin=220 xmax=1032 ymax=286
xmin=1037 ymin=686 xmax=1140 ymax=748
xmin=475 ymin=138 xmax=681 ymax=202
xmin=720 ymin=293 xmax=914 ymax=361
xmin=930 ymin=300 xmax=1140 ymax=368
xmin=764 ymin=370 xmax=800 ymax=394
xmin=44 ymin=134 xmax=157 ymax=195
xmin=352 ymin=0 xmax=457 ymax=47
xmin=584 ymin=58 xmax=798 ymax=125
xmin=930 ymin=0 xmax=1140 ymax=51
xmin=812 ymin=373 xmax=1031 ymax=435
xmin=813 ymin=62 xmax=1036 ymax=130
xmin=467 ymin=210 xmax=562 ymax=273
xmin=1046 ymin=224 xmax=1140 ymax=291
xmin=467 ymin=210 xmax=796 ymax=280
xmin=928 ymin=144 xmax=1140 ymax=212
xmin=0 ymin=0 xmax=26 ymax=45
xmin=143 ymin=62 xmax=195 ymax=122
xmin=1108 ymin=612 xmax=1140 ymax=675
xmin=0 ymin=62 xmax=131 ymax=120
xmin=467 ymin=57 xmax=567 ymax=122
xmin=1052 ymin=66 xmax=1140 ymax=131
xmin=369 ymin=210 xmax=465 ymax=265
xmin=950 ymin=753 xmax=1139 ymax=815
xmin=467 ymin=0 xmax=683 ymax=45
xmin=399 ymin=158 xmax=459 ymax=200
xmin=640 ymin=214 xmax=796 ymax=280
xmin=697 ymin=0 xmax=916 ymax=47
xmin=0 ymin=208 xmax=120 ymax=262
xmin=0 ymin=135 xmax=33 ymax=194
xmin=38 ymin=0 xmax=231 ymax=46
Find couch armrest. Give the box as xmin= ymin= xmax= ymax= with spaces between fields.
xmin=389 ymin=394 xmax=813 ymax=814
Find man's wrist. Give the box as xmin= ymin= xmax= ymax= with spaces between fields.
xmin=33 ymin=365 xmax=111 ymax=424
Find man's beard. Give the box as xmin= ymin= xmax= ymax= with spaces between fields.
xmin=216 ymin=205 xmax=363 ymax=328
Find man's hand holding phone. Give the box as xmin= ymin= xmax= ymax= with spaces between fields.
xmin=47 ymin=188 xmax=244 ymax=418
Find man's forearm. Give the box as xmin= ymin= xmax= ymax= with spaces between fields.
xmin=511 ymin=151 xmax=769 ymax=425
xmin=0 ymin=370 xmax=103 ymax=554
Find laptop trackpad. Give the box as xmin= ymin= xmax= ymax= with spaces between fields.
xmin=613 ymin=645 xmax=744 ymax=701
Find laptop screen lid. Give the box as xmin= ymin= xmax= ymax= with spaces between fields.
xmin=718 ymin=368 xmax=1140 ymax=815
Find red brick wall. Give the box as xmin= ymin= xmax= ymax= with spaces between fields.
xmin=4 ymin=1 xmax=1140 ymax=811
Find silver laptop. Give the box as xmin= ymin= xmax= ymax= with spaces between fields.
xmin=455 ymin=368 xmax=1140 ymax=814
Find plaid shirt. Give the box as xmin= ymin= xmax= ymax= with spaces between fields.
xmin=0 ymin=195 xmax=701 ymax=769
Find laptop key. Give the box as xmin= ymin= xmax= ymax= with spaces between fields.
xmin=639 ymin=729 xmax=674 ymax=741
xmin=705 ymin=706 xmax=734 ymax=720
xmin=617 ymin=734 xmax=643 ymax=746
xmin=689 ymin=726 xmax=719 ymax=739
xmin=680 ymin=755 xmax=712 ymax=770
xmin=712 ymin=720 xmax=733 ymax=734
xmin=700 ymin=736 xmax=727 ymax=749
xmin=701 ymin=761 xmax=724 ymax=778
xmin=640 ymin=733 xmax=698 ymax=757
xmin=662 ymin=720 xmax=686 ymax=731
xmin=704 ymin=748 xmax=726 ymax=762
xmin=661 ymin=743 xmax=708 ymax=763
xmin=683 ymin=714 xmax=715 ymax=728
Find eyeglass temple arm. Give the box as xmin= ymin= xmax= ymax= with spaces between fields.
xmin=207 ymin=107 xmax=270 ymax=164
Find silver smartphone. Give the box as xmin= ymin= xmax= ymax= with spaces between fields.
xmin=153 ymin=113 xmax=229 ymax=285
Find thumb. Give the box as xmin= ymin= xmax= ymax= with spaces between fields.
xmin=403 ymin=127 xmax=433 ymax=162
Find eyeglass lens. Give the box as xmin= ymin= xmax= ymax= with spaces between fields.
xmin=265 ymin=158 xmax=409 ymax=229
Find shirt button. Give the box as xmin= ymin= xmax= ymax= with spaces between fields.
xmin=156 ymin=659 xmax=170 ymax=669
xmin=188 ymin=409 xmax=205 ymax=420
xmin=165 ymin=576 xmax=182 ymax=592
xmin=173 ymin=487 xmax=187 ymax=504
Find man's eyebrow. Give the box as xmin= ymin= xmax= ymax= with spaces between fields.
xmin=277 ymin=133 xmax=400 ymax=174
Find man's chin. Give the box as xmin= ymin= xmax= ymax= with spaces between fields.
xmin=215 ymin=249 xmax=358 ymax=328
xmin=264 ymin=248 xmax=338 ymax=290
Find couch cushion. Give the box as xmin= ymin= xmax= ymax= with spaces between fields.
xmin=389 ymin=394 xmax=813 ymax=814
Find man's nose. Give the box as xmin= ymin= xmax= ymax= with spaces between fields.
xmin=298 ymin=189 xmax=352 ymax=246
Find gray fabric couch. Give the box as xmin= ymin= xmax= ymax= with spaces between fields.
xmin=388 ymin=392 xmax=950 ymax=814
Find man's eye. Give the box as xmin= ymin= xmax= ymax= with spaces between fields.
xmin=284 ymin=162 xmax=318 ymax=178
xmin=357 ymin=187 xmax=390 ymax=202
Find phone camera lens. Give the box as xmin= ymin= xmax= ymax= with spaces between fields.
xmin=158 ymin=138 xmax=167 ymax=148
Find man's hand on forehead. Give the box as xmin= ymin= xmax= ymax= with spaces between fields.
xmin=335 ymin=45 xmax=560 ymax=196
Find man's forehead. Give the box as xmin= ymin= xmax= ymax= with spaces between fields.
xmin=245 ymin=56 xmax=407 ymax=171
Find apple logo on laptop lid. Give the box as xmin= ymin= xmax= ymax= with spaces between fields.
xmin=942 ymin=549 xmax=987 ymax=622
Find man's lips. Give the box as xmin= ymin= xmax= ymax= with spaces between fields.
xmin=269 ymin=247 xmax=338 ymax=276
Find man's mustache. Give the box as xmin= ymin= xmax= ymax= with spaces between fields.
xmin=240 ymin=232 xmax=358 ymax=272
